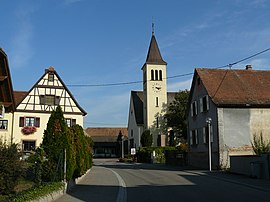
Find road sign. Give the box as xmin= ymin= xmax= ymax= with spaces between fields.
xmin=131 ymin=148 xmax=136 ymax=155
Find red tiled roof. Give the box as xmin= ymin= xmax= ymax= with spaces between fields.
xmin=196 ymin=68 xmax=270 ymax=106
xmin=13 ymin=91 xmax=28 ymax=107
xmin=84 ymin=127 xmax=128 ymax=143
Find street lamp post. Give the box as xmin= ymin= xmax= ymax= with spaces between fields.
xmin=206 ymin=117 xmax=212 ymax=171
xmin=121 ymin=135 xmax=124 ymax=159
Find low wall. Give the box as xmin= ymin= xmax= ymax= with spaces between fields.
xmin=230 ymin=154 xmax=270 ymax=179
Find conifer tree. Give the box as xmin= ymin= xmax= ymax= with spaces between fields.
xmin=42 ymin=106 xmax=68 ymax=181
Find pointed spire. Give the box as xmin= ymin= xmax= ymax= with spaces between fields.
xmin=145 ymin=30 xmax=167 ymax=65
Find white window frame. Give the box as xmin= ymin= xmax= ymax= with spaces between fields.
xmin=191 ymin=100 xmax=198 ymax=117
xmin=200 ymin=95 xmax=209 ymax=113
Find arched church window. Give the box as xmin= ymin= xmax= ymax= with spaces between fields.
xmin=151 ymin=70 xmax=154 ymax=80
xmin=155 ymin=70 xmax=158 ymax=80
xmin=159 ymin=70 xmax=162 ymax=80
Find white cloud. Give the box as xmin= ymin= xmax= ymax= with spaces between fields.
xmin=84 ymin=91 xmax=130 ymax=127
xmin=10 ymin=4 xmax=36 ymax=69
xmin=64 ymin=0 xmax=83 ymax=5
xmin=167 ymin=79 xmax=192 ymax=92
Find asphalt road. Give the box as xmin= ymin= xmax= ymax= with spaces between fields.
xmin=55 ymin=159 xmax=270 ymax=202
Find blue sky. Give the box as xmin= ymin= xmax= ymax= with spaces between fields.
xmin=1 ymin=0 xmax=270 ymax=127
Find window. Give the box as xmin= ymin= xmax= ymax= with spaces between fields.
xmin=65 ymin=118 xmax=76 ymax=127
xmin=46 ymin=95 xmax=55 ymax=105
xmin=48 ymin=73 xmax=54 ymax=82
xmin=191 ymin=101 xmax=198 ymax=117
xmin=131 ymin=129 xmax=133 ymax=137
xmin=159 ymin=70 xmax=162 ymax=80
xmin=0 ymin=120 xmax=8 ymax=130
xmin=19 ymin=117 xmax=40 ymax=127
xmin=203 ymin=125 xmax=213 ymax=144
xmin=40 ymin=95 xmax=60 ymax=105
xmin=156 ymin=117 xmax=159 ymax=128
xmin=22 ymin=140 xmax=36 ymax=151
xmin=155 ymin=70 xmax=158 ymax=80
xmin=156 ymin=97 xmax=159 ymax=107
xmin=151 ymin=70 xmax=154 ymax=80
xmin=190 ymin=129 xmax=198 ymax=146
xmin=25 ymin=117 xmax=35 ymax=126
xmin=200 ymin=95 xmax=209 ymax=113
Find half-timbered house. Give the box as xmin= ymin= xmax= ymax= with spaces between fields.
xmin=12 ymin=67 xmax=87 ymax=151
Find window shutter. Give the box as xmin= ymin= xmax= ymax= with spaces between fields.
xmin=206 ymin=95 xmax=209 ymax=110
xmin=199 ymin=98 xmax=203 ymax=113
xmin=190 ymin=131 xmax=193 ymax=145
xmin=55 ymin=96 xmax=60 ymax=105
xmin=39 ymin=95 xmax=45 ymax=105
xmin=194 ymin=101 xmax=198 ymax=115
xmin=195 ymin=130 xmax=198 ymax=144
xmin=210 ymin=125 xmax=213 ymax=142
xmin=72 ymin=119 xmax=76 ymax=126
xmin=19 ymin=117 xmax=24 ymax=127
xmin=35 ymin=117 xmax=40 ymax=127
xmin=191 ymin=103 xmax=194 ymax=117
xmin=203 ymin=127 xmax=206 ymax=143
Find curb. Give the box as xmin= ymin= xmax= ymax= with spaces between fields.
xmin=31 ymin=168 xmax=92 ymax=202
xmin=185 ymin=170 xmax=270 ymax=193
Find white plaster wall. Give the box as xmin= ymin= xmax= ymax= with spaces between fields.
xmin=0 ymin=113 xmax=13 ymax=143
xmin=217 ymin=108 xmax=270 ymax=168
xmin=13 ymin=112 xmax=84 ymax=148
xmin=127 ymin=95 xmax=143 ymax=150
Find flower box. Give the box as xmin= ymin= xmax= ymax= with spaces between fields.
xmin=21 ymin=126 xmax=37 ymax=135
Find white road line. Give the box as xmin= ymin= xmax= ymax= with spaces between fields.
xmin=104 ymin=167 xmax=127 ymax=202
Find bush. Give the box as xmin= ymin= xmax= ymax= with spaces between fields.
xmin=140 ymin=130 xmax=153 ymax=147
xmin=12 ymin=182 xmax=64 ymax=202
xmin=252 ymin=133 xmax=270 ymax=155
xmin=0 ymin=141 xmax=24 ymax=195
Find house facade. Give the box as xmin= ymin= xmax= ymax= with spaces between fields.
xmin=0 ymin=51 xmax=87 ymax=151
xmin=13 ymin=67 xmax=87 ymax=151
xmin=188 ymin=66 xmax=270 ymax=169
xmin=0 ymin=48 xmax=15 ymax=143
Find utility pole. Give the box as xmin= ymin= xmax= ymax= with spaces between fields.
xmin=206 ymin=117 xmax=212 ymax=171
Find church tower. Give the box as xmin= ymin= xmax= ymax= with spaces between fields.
xmin=141 ymin=30 xmax=167 ymax=146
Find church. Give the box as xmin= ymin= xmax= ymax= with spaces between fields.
xmin=127 ymin=31 xmax=177 ymax=150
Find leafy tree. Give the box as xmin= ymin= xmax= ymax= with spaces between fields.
xmin=141 ymin=130 xmax=153 ymax=147
xmin=165 ymin=90 xmax=189 ymax=141
xmin=0 ymin=141 xmax=23 ymax=194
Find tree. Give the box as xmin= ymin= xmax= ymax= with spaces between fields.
xmin=41 ymin=106 xmax=69 ymax=181
xmin=0 ymin=141 xmax=23 ymax=194
xmin=165 ymin=90 xmax=189 ymax=142
xmin=141 ymin=130 xmax=153 ymax=147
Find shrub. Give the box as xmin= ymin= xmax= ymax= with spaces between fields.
xmin=252 ymin=133 xmax=270 ymax=155
xmin=12 ymin=182 xmax=64 ymax=202
xmin=0 ymin=141 xmax=24 ymax=195
xmin=140 ymin=130 xmax=153 ymax=147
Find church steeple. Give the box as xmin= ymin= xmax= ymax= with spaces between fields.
xmin=145 ymin=33 xmax=167 ymax=65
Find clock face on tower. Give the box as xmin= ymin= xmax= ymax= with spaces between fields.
xmin=152 ymin=83 xmax=162 ymax=93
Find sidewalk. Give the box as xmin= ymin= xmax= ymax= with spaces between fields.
xmin=189 ymin=170 xmax=270 ymax=193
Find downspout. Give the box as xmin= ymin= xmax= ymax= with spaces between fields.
xmin=11 ymin=112 xmax=15 ymax=144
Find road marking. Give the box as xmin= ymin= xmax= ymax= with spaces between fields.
xmin=104 ymin=167 xmax=127 ymax=202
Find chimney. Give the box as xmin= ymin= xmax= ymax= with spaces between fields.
xmin=245 ymin=65 xmax=252 ymax=70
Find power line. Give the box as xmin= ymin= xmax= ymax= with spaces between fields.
xmin=67 ymin=47 xmax=270 ymax=88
